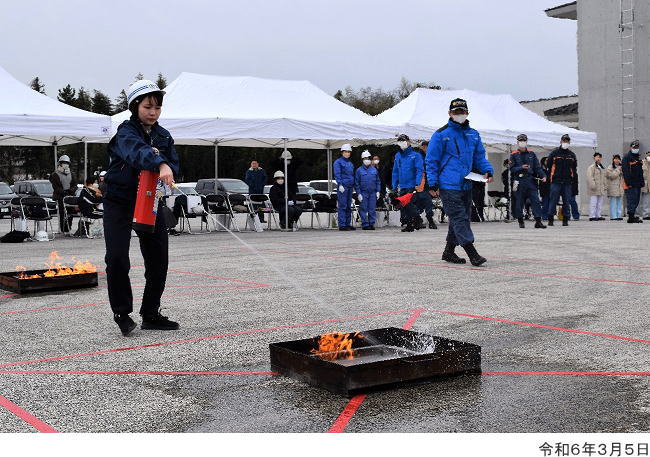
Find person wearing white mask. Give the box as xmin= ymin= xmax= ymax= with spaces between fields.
xmin=49 ymin=154 xmax=77 ymax=233
xmin=622 ymin=140 xmax=644 ymax=223
xmin=355 ymin=150 xmax=381 ymax=230
xmin=545 ymin=134 xmax=577 ymax=227
xmin=639 ymin=151 xmax=650 ymax=220
xmin=509 ymin=134 xmax=547 ymax=228
xmin=334 ymin=144 xmax=356 ymax=231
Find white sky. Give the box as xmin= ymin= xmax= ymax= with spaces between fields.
xmin=1 ymin=0 xmax=577 ymax=102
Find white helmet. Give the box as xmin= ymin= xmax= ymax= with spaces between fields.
xmin=58 ymin=155 xmax=71 ymax=163
xmin=341 ymin=144 xmax=352 ymax=152
xmin=273 ymin=171 xmax=285 ymax=179
xmin=35 ymin=230 xmax=49 ymax=242
xmin=126 ymin=79 xmax=166 ymax=109
xmin=280 ymin=150 xmax=292 ymax=160
xmin=99 ymin=171 xmax=107 ymax=177
xmin=361 ymin=150 xmax=371 ymax=159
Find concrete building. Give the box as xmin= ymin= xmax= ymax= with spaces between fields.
xmin=521 ymin=95 xmax=579 ymax=128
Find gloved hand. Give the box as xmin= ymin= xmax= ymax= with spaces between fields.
xmin=338 ymin=185 xmax=345 ymax=193
xmin=358 ymin=194 xmax=363 ymax=202
xmin=287 ymin=201 xmax=294 ymax=206
xmin=376 ymin=192 xmax=380 ymax=199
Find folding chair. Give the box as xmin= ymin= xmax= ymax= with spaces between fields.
xmin=228 ymin=193 xmax=255 ymax=231
xmin=311 ymin=193 xmax=338 ymax=229
xmin=249 ymin=194 xmax=279 ymax=230
xmin=487 ymin=190 xmax=508 ymax=221
xmin=294 ymin=194 xmax=320 ymax=228
xmin=20 ymin=197 xmax=56 ymax=241
xmin=63 ymin=196 xmax=81 ymax=237
xmin=175 ymin=194 xmax=211 ymax=234
xmin=205 ymin=193 xmax=239 ymax=232
xmin=9 ymin=197 xmax=25 ymax=232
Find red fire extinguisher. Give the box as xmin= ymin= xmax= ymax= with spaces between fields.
xmin=132 ymin=170 xmax=161 ymax=233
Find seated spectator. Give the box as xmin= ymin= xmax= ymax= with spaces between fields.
xmin=73 ymin=177 xmax=103 ymax=236
xmin=269 ymin=171 xmax=302 ymax=230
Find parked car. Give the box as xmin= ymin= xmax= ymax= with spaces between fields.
xmin=306 ymin=180 xmax=337 ymax=195
xmin=171 ymin=182 xmax=198 ymax=196
xmin=0 ymin=181 xmax=17 ymax=218
xmin=263 ymin=184 xmax=316 ymax=195
xmin=13 ymin=180 xmax=54 ymax=199
xmin=195 ymin=178 xmax=249 ymax=196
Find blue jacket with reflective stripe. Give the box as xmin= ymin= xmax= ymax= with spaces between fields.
xmin=392 ymin=146 xmax=423 ymax=189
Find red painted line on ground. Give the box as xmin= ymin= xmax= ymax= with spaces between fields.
xmin=427 ymin=309 xmax=650 ymax=344
xmin=0 ymin=293 xmax=18 ymax=300
xmin=0 ymin=393 xmax=58 ymax=433
xmin=327 ymin=308 xmax=425 ymax=434
xmin=168 ymin=269 xmax=271 ymax=287
xmin=0 ymin=308 xmax=414 ymax=369
xmin=482 ymin=371 xmax=650 ymax=376
xmin=0 ymin=370 xmax=277 ymax=376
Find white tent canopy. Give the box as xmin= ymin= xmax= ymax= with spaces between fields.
xmin=107 ymin=72 xmax=397 ymax=148
xmin=0 ymin=65 xmax=111 ymax=147
xmin=375 ymin=88 xmax=597 ymax=149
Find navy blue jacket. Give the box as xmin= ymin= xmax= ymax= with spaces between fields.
xmin=510 ymin=149 xmax=546 ymax=180
xmin=426 ymin=119 xmax=493 ymax=191
xmin=334 ymin=156 xmax=355 ymax=187
xmin=355 ymin=165 xmax=381 ymax=194
xmin=622 ymin=151 xmax=645 ymax=189
xmin=244 ymin=167 xmax=267 ymax=195
xmin=392 ymin=146 xmax=423 ymax=189
xmin=105 ymin=117 xmax=179 ymax=202
xmin=546 ymin=147 xmax=577 ymax=185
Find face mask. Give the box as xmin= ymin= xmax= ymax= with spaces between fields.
xmin=517 ymin=142 xmax=527 ymax=150
xmin=561 ymin=143 xmax=570 ymax=150
xmin=451 ymin=114 xmax=468 ymax=124
xmin=397 ymin=141 xmax=408 ymax=150
xmin=646 ymin=156 xmax=650 ymax=162
xmin=373 ymin=159 xmax=380 ymax=165
xmin=277 ymin=179 xmax=285 ymax=185
xmin=92 ymin=183 xmax=99 ymax=189
xmin=363 ymin=159 xmax=371 ymax=166
xmin=631 ymin=149 xmax=640 ymax=154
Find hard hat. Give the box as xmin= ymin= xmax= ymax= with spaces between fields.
xmin=99 ymin=171 xmax=107 ymax=176
xmin=341 ymin=144 xmax=352 ymax=152
xmin=126 ymin=79 xmax=166 ymax=109
xmin=361 ymin=150 xmax=371 ymax=159
xmin=273 ymin=171 xmax=285 ymax=179
xmin=280 ymin=150 xmax=293 ymax=160
xmin=58 ymin=155 xmax=71 ymax=163
xmin=35 ymin=230 xmax=49 ymax=242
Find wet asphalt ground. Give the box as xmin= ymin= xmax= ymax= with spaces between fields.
xmin=0 ymin=214 xmax=648 ymax=433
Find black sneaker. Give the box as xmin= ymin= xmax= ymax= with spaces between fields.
xmin=114 ymin=314 xmax=137 ymax=336
xmin=348 ymin=226 xmax=356 ymax=231
xmin=362 ymin=226 xmax=371 ymax=230
xmin=368 ymin=225 xmax=375 ymax=230
xmin=141 ymin=313 xmax=180 ymax=330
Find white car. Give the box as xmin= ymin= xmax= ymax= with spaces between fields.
xmin=305 ymin=180 xmax=337 ymax=195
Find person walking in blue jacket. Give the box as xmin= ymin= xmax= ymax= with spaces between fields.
xmin=244 ymin=160 xmax=267 ymax=222
xmin=426 ymin=98 xmax=494 ymax=266
xmin=355 ymin=150 xmax=381 ymax=230
xmin=104 ymin=79 xmax=180 ymax=336
xmin=334 ymin=144 xmax=355 ymax=231
xmin=392 ymin=134 xmax=424 ymax=232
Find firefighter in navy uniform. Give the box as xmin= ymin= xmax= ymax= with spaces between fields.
xmin=509 ymin=134 xmax=547 ymax=229
xmin=546 ymin=134 xmax=577 ymax=227
xmin=622 ymin=139 xmax=645 ymax=223
xmin=103 ymin=79 xmax=180 ymax=336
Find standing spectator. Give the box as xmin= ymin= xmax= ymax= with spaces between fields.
xmin=271 ymin=150 xmax=301 ymax=194
xmin=606 ymin=154 xmax=624 ymax=221
xmin=269 ymin=171 xmax=302 ymax=230
xmin=622 ymin=140 xmax=644 ymax=223
xmin=586 ymin=152 xmax=607 ymax=221
xmin=244 ymin=160 xmax=267 ymax=222
xmin=334 ymin=144 xmax=355 ymax=231
xmin=546 ymin=134 xmax=577 ymax=227
xmin=414 ymin=141 xmax=437 ymax=229
xmin=392 ymin=134 xmax=423 ymax=232
xmin=426 ymin=98 xmax=494 ymax=266
xmin=355 ymin=150 xmax=381 ymax=230
xmin=639 ymin=151 xmax=650 ymax=220
xmin=509 ymin=134 xmax=546 ymax=229
xmin=539 ymin=157 xmax=551 ymax=220
xmin=49 ymin=154 xmax=77 ymax=233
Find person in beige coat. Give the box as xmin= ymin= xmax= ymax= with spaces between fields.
xmin=639 ymin=151 xmax=650 ymax=220
xmin=587 ymin=152 xmax=607 ymax=220
xmin=606 ymin=154 xmax=624 ymax=220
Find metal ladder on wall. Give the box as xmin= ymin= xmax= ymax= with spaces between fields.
xmin=620 ymin=0 xmax=636 ymax=143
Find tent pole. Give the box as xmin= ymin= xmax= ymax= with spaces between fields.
xmin=53 ymin=141 xmax=58 ymax=169
xmin=214 ymin=141 xmax=219 ymax=188
xmin=326 ymin=142 xmax=332 ymax=196
xmin=84 ymin=142 xmax=88 ymax=182
xmin=283 ymin=138 xmax=289 ymax=231
xmin=507 ymin=144 xmax=512 ymax=221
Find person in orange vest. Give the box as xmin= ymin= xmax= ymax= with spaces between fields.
xmin=621 ymin=140 xmax=644 ymax=223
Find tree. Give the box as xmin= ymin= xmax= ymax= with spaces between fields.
xmin=113 ymin=90 xmax=129 ymax=114
xmin=91 ymin=90 xmax=112 ymax=115
xmin=57 ymin=84 xmax=76 ymax=106
xmin=156 ymin=73 xmax=167 ymax=90
xmin=75 ymin=87 xmax=92 ymax=111
xmin=134 ymin=72 xmax=144 ymax=81
xmin=30 ymin=77 xmax=46 ymax=94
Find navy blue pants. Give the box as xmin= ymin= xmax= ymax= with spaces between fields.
xmin=514 ymin=179 xmax=543 ymax=219
xmin=103 ymin=197 xmax=168 ymax=316
xmin=625 ymin=187 xmax=641 ymax=214
xmin=547 ymin=183 xmax=572 ymax=220
xmin=415 ymin=191 xmax=434 ymax=217
xmin=439 ymin=188 xmax=474 ymax=246
xmin=399 ymin=188 xmax=419 ymax=224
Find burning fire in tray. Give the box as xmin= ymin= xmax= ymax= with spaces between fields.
xmin=15 ymin=251 xmax=98 ymax=279
xmin=310 ymin=331 xmax=364 ymax=361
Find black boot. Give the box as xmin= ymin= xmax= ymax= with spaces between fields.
xmin=441 ymin=242 xmax=466 ymax=264
xmin=462 ymin=242 xmax=487 ymax=266
xmin=562 ymin=218 xmax=569 ymax=226
xmin=628 ymin=212 xmax=643 ymax=223
xmin=401 ymin=221 xmax=415 ymax=232
xmin=534 ymin=217 xmax=546 ymax=229
xmin=427 ymin=215 xmax=438 ymax=229
xmin=547 ymin=216 xmax=554 ymax=226
xmin=518 ymin=218 xmax=525 ymax=228
xmin=141 ymin=312 xmax=180 ymax=330
xmin=413 ymin=216 xmax=424 ymax=230
xmin=114 ymin=314 xmax=136 ymax=336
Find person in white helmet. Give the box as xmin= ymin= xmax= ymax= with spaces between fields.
xmin=103 ymin=79 xmax=180 ymax=336
xmin=98 ymin=170 xmax=108 ymax=194
xmin=354 ymin=150 xmax=381 ymax=230
xmin=268 ymin=170 xmax=302 ymax=229
xmin=49 ymin=154 xmax=77 ymax=233
xmin=334 ymin=144 xmax=355 ymax=230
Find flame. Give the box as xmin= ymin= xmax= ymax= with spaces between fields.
xmin=15 ymin=251 xmax=98 ymax=279
xmin=310 ymin=331 xmax=363 ymax=361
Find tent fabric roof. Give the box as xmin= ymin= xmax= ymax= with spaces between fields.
xmin=0 ymin=66 xmax=111 ymax=146
xmin=374 ymin=88 xmax=597 ymax=148
xmin=105 ymin=72 xmax=398 ymax=148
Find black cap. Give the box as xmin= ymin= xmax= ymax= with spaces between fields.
xmin=517 ymin=134 xmax=528 ymax=141
xmin=631 ymin=139 xmax=640 ymax=148
xmin=561 ymin=134 xmax=571 ymax=142
xmin=420 ymin=140 xmax=429 ymax=147
xmin=396 ymin=134 xmax=410 ymax=142
xmin=593 ymin=152 xmax=602 ymax=157
xmin=449 ymin=98 xmax=468 ymax=112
